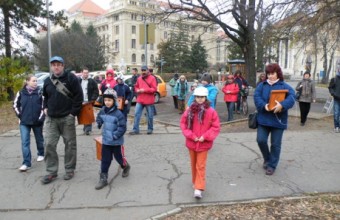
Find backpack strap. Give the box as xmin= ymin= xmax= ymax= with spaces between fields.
xmin=50 ymin=76 xmax=73 ymax=100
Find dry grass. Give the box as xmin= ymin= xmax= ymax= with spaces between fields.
xmin=0 ymin=102 xmax=19 ymax=134
xmin=165 ymin=193 xmax=340 ymax=220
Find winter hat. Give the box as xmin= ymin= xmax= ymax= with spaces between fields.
xmin=193 ymin=87 xmax=208 ymax=97
xmin=103 ymin=88 xmax=117 ymax=100
xmin=201 ymin=74 xmax=211 ymax=84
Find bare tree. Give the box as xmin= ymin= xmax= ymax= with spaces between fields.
xmin=161 ymin=0 xmax=258 ymax=85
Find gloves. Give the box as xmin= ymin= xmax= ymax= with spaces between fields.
xmin=97 ymin=123 xmax=102 ymax=129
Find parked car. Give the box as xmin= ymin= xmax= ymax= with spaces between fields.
xmin=37 ymin=72 xmax=50 ymax=88
xmin=123 ymin=74 xmax=167 ymax=103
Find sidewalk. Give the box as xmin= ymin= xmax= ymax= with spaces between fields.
xmin=0 ymin=119 xmax=339 ymax=220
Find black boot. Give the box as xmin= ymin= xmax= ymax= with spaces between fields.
xmin=122 ymin=163 xmax=131 ymax=178
xmin=95 ymin=173 xmax=108 ymax=190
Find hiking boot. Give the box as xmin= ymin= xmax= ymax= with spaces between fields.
xmin=63 ymin=171 xmax=74 ymax=180
xmin=95 ymin=173 xmax=108 ymax=190
xmin=41 ymin=174 xmax=58 ymax=184
xmin=122 ymin=163 xmax=131 ymax=178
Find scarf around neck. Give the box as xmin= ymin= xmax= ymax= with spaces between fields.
xmin=187 ymin=101 xmax=210 ymax=129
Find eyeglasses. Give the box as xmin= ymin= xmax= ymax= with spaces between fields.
xmin=195 ymin=96 xmax=205 ymax=99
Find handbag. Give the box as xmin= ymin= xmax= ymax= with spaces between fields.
xmin=248 ymin=112 xmax=258 ymax=129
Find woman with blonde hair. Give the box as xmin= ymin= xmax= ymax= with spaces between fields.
xmin=174 ymin=75 xmax=189 ymax=114
xmin=13 ymin=74 xmax=45 ymax=171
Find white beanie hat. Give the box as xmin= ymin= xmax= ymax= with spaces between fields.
xmin=193 ymin=87 xmax=208 ymax=96
xmin=103 ymin=88 xmax=117 ymax=100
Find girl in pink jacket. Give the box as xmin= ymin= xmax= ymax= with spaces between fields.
xmin=222 ymin=74 xmax=239 ymax=121
xmin=180 ymin=87 xmax=220 ymax=199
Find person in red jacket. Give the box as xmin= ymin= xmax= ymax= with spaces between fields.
xmin=222 ymin=74 xmax=240 ymax=121
xmin=180 ymin=87 xmax=220 ymax=199
xmin=129 ymin=65 xmax=157 ymax=135
xmin=100 ymin=69 xmax=117 ymax=94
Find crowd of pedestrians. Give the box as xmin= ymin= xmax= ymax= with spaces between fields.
xmin=12 ymin=57 xmax=339 ymax=199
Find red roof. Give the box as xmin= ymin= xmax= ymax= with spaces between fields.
xmin=68 ymin=0 xmax=106 ymax=17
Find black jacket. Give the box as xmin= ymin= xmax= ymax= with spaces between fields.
xmin=13 ymin=86 xmax=44 ymax=125
xmin=329 ymin=75 xmax=340 ymax=100
xmin=79 ymin=77 xmax=99 ymax=102
xmin=43 ymin=71 xmax=83 ymax=118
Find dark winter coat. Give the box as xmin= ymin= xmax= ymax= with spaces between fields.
xmin=79 ymin=77 xmax=99 ymax=102
xmin=43 ymin=71 xmax=83 ymax=118
xmin=13 ymin=86 xmax=44 ymax=125
xmin=328 ymin=75 xmax=340 ymax=101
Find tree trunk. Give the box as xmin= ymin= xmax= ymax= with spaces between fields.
xmin=322 ymin=40 xmax=327 ymax=84
xmin=3 ymin=7 xmax=12 ymax=58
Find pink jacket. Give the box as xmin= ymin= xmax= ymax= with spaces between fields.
xmin=180 ymin=107 xmax=220 ymax=152
xmin=135 ymin=74 xmax=157 ymax=105
xmin=222 ymin=83 xmax=239 ymax=102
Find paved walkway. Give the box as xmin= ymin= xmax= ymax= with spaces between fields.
xmin=1 ymin=118 xmax=339 ymax=219
xmin=0 ymin=80 xmax=338 ymax=220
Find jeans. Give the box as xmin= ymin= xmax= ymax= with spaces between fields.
xmin=132 ymin=103 xmax=154 ymax=133
xmin=20 ymin=124 xmax=44 ymax=167
xmin=333 ymin=99 xmax=340 ymax=128
xmin=226 ymin=102 xmax=235 ymax=121
xmin=256 ymin=125 xmax=284 ymax=170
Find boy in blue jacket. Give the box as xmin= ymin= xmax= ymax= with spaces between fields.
xmin=95 ymin=88 xmax=130 ymax=190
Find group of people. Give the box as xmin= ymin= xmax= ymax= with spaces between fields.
xmin=12 ymin=57 xmax=340 ymax=198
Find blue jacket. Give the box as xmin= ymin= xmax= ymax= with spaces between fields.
xmin=96 ymin=105 xmax=126 ymax=146
xmin=13 ymin=86 xmax=44 ymax=126
xmin=187 ymin=84 xmax=219 ymax=108
xmin=254 ymin=80 xmax=295 ymax=129
xmin=174 ymin=80 xmax=188 ymax=100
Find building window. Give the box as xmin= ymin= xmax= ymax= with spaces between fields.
xmin=115 ymin=25 xmax=119 ymax=35
xmin=132 ymin=25 xmax=136 ymax=34
xmin=164 ymin=31 xmax=168 ymax=39
xmin=114 ymin=15 xmax=119 ymax=21
xmin=150 ymin=54 xmax=154 ymax=63
xmin=149 ymin=4 xmax=155 ymax=9
xmin=131 ymin=13 xmax=137 ymax=20
xmin=150 ymin=43 xmax=154 ymax=50
xmin=140 ymin=2 xmax=146 ymax=7
xmin=131 ymin=39 xmax=136 ymax=49
xmin=129 ymin=1 xmax=137 ymax=5
xmin=132 ymin=54 xmax=136 ymax=63
xmin=115 ymin=40 xmax=119 ymax=51
xmin=191 ymin=35 xmax=195 ymax=41
xmin=141 ymin=54 xmax=145 ymax=63
xmin=216 ymin=40 xmax=221 ymax=61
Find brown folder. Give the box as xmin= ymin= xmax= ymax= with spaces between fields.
xmin=268 ymin=90 xmax=288 ymax=110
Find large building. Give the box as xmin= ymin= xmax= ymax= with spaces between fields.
xmin=49 ymin=0 xmax=228 ymax=72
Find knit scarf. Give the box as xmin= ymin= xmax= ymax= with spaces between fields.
xmin=187 ymin=101 xmax=210 ymax=129
xmin=26 ymin=85 xmax=36 ymax=94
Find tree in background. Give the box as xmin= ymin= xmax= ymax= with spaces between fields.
xmin=35 ymin=21 xmax=105 ymax=72
xmin=190 ymin=36 xmax=208 ymax=73
xmin=226 ymin=37 xmax=243 ymax=60
xmin=0 ymin=0 xmax=67 ymax=58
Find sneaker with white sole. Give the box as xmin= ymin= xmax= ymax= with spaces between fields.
xmin=19 ymin=164 xmax=31 ymax=171
xmin=37 ymin=156 xmax=44 ymax=162
xmin=194 ymin=189 xmax=202 ymax=199
xmin=335 ymin=127 xmax=340 ymax=133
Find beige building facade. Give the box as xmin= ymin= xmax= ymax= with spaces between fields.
xmin=53 ymin=0 xmax=228 ymax=72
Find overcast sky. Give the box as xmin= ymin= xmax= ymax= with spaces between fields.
xmin=49 ymin=0 xmax=110 ymax=12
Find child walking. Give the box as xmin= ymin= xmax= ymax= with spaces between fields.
xmin=95 ymin=88 xmax=131 ymax=190
xmin=180 ymin=87 xmax=220 ymax=199
xmin=222 ymin=74 xmax=239 ymax=121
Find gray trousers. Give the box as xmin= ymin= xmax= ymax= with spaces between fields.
xmin=44 ymin=115 xmax=77 ymax=175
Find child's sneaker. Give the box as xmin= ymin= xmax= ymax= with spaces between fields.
xmin=37 ymin=156 xmax=44 ymax=162
xmin=194 ymin=189 xmax=202 ymax=199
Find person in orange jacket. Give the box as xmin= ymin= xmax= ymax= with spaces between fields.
xmin=222 ymin=74 xmax=240 ymax=121
xmin=180 ymin=87 xmax=220 ymax=199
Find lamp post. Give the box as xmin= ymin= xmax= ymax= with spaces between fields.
xmin=46 ymin=0 xmax=51 ymax=73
